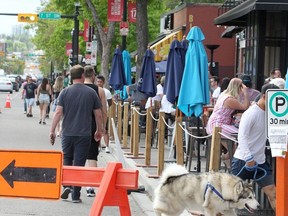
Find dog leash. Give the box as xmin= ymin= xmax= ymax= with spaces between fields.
xmin=203 ymin=182 xmax=224 ymax=201
xmin=236 ymin=162 xmax=267 ymax=182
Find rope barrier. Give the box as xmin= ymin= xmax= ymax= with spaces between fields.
xmin=161 ymin=116 xmax=175 ymax=129
xmin=218 ymin=132 xmax=238 ymax=143
xmin=132 ymin=107 xmax=147 ymax=116
xmin=149 ymin=111 xmax=159 ymax=122
xmin=177 ymin=123 xmax=212 ymax=139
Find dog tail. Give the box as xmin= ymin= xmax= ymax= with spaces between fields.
xmin=160 ymin=163 xmax=189 ymax=184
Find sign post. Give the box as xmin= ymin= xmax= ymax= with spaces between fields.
xmin=266 ymin=90 xmax=288 ymax=215
xmin=266 ymin=90 xmax=288 ymax=156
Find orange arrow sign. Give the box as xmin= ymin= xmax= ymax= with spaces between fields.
xmin=0 ymin=150 xmax=62 ymax=199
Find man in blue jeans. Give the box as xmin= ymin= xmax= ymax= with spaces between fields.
xmin=50 ymin=65 xmax=103 ymax=203
xmin=231 ymin=83 xmax=279 ymax=211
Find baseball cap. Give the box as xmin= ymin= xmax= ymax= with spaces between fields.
xmin=240 ymin=74 xmax=252 ymax=88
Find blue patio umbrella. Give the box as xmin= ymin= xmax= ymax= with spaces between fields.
xmin=138 ymin=49 xmax=157 ymax=98
xmin=177 ymin=26 xmax=210 ymax=117
xmin=181 ymin=38 xmax=189 ymax=54
xmin=122 ymin=50 xmax=132 ymax=85
xmin=109 ymin=47 xmax=127 ymax=90
xmin=164 ymin=39 xmax=186 ymax=104
xmin=177 ymin=27 xmax=210 ymax=172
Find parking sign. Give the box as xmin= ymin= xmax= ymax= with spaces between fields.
xmin=266 ymin=90 xmax=288 ymax=156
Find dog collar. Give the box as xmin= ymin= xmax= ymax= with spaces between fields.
xmin=204 ymin=182 xmax=224 ymax=201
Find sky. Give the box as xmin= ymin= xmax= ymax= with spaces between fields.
xmin=0 ymin=0 xmax=42 ymax=35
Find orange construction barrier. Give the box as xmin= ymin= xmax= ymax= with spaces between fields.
xmin=276 ymin=153 xmax=288 ymax=215
xmin=5 ymin=94 xmax=11 ymax=108
xmin=62 ymin=162 xmax=139 ymax=216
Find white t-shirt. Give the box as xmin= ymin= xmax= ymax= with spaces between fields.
xmin=145 ymin=84 xmax=163 ymax=109
xmin=233 ymin=104 xmax=266 ymax=164
xmin=103 ymin=88 xmax=112 ymax=110
xmin=159 ymin=95 xmax=175 ymax=114
xmin=212 ymin=86 xmax=221 ymax=99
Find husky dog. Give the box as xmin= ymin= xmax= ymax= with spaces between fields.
xmin=153 ymin=164 xmax=260 ymax=216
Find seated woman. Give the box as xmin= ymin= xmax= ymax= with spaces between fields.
xmin=206 ymin=78 xmax=250 ymax=164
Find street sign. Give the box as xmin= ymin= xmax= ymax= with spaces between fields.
xmin=266 ymin=90 xmax=288 ymax=156
xmin=39 ymin=12 xmax=61 ymax=20
xmin=0 ymin=150 xmax=62 ymax=199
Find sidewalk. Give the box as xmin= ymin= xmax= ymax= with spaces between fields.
xmin=107 ymin=131 xmax=202 ymax=216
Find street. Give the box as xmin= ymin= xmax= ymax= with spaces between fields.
xmin=0 ymin=91 xmax=152 ymax=216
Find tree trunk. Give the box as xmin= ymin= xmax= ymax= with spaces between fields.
xmin=85 ymin=0 xmax=115 ymax=88
xmin=136 ymin=0 xmax=149 ymax=81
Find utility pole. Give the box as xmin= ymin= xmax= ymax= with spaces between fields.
xmin=71 ymin=3 xmax=81 ymax=66
xmin=121 ymin=0 xmax=127 ymax=50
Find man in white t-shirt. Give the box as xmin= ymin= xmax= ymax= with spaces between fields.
xmin=145 ymin=76 xmax=165 ymax=109
xmin=210 ymin=76 xmax=220 ymax=102
xmin=231 ymin=83 xmax=279 ymax=211
xmin=96 ymin=75 xmax=112 ymax=153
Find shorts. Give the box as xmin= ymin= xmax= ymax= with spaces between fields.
xmin=231 ymin=158 xmax=274 ymax=188
xmin=39 ymin=93 xmax=50 ymax=104
xmin=86 ymin=138 xmax=100 ymax=160
xmin=25 ymin=98 xmax=35 ymax=106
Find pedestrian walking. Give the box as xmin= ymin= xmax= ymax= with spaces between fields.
xmin=22 ymin=76 xmax=38 ymax=117
xmin=84 ymin=66 xmax=107 ymax=197
xmin=96 ymin=75 xmax=112 ymax=153
xmin=36 ymin=78 xmax=52 ymax=124
xmin=50 ymin=65 xmax=103 ymax=203
xmin=52 ymin=76 xmax=64 ymax=136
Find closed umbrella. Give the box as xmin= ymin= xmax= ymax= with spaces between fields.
xmin=177 ymin=26 xmax=210 ymax=172
xmin=178 ymin=26 xmax=210 ymax=117
xmin=109 ymin=47 xmax=127 ymax=90
xmin=164 ymin=38 xmax=186 ymax=104
xmin=122 ymin=50 xmax=132 ymax=85
xmin=138 ymin=48 xmax=157 ymax=98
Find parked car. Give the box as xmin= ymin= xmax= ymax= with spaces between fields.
xmin=6 ymin=76 xmax=19 ymax=92
xmin=0 ymin=77 xmax=13 ymax=94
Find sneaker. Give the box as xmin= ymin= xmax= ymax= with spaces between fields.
xmin=72 ymin=198 xmax=82 ymax=203
xmin=61 ymin=187 xmax=71 ymax=199
xmin=39 ymin=120 xmax=42 ymax=124
xmin=105 ymin=146 xmax=110 ymax=153
xmin=42 ymin=122 xmax=46 ymax=125
xmin=86 ymin=188 xmax=95 ymax=197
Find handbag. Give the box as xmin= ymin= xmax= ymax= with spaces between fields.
xmin=36 ymin=100 xmax=40 ymax=106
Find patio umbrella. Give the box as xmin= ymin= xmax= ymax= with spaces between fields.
xmin=109 ymin=47 xmax=127 ymax=90
xmin=122 ymin=50 xmax=132 ymax=85
xmin=138 ymin=48 xmax=157 ymax=98
xmin=177 ymin=26 xmax=210 ymax=172
xmin=164 ymin=38 xmax=186 ymax=104
xmin=181 ymin=35 xmax=189 ymax=55
xmin=177 ymin=26 xmax=210 ymax=117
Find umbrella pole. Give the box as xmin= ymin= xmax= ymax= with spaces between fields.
xmin=196 ymin=117 xmax=201 ymax=172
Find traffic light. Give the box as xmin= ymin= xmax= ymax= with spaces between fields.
xmin=18 ymin=14 xmax=38 ymax=23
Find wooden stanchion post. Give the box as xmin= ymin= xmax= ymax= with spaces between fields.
xmin=129 ymin=106 xmax=134 ymax=154
xmin=122 ymin=102 xmax=129 ymax=148
xmin=144 ymin=106 xmax=153 ymax=166
xmin=175 ymin=111 xmax=184 ymax=165
xmin=209 ymin=126 xmax=221 ymax=172
xmin=109 ymin=101 xmax=116 ymax=139
xmin=117 ymin=101 xmax=123 ymax=143
xmin=132 ymin=107 xmax=140 ymax=157
xmin=276 ymin=153 xmax=288 ymax=215
xmin=157 ymin=112 xmax=166 ymax=176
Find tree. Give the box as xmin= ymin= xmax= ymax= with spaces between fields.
xmin=84 ymin=0 xmax=116 ymax=87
